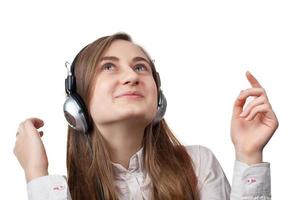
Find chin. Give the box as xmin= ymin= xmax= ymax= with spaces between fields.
xmin=116 ymin=110 xmax=151 ymax=120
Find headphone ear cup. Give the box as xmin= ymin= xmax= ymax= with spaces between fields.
xmin=63 ymin=93 xmax=91 ymax=133
xmin=153 ymin=89 xmax=167 ymax=125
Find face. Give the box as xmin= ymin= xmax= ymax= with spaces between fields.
xmin=89 ymin=39 xmax=158 ymax=127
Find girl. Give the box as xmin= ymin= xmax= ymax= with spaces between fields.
xmin=14 ymin=32 xmax=279 ymax=200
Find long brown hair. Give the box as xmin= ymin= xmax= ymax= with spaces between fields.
xmin=66 ymin=32 xmax=200 ymax=200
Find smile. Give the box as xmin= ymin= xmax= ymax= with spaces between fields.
xmin=117 ymin=94 xmax=144 ymax=99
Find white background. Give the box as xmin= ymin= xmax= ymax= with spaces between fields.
xmin=1 ymin=0 xmax=291 ymax=199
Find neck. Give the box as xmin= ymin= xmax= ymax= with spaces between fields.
xmin=97 ymin=120 xmax=146 ymax=169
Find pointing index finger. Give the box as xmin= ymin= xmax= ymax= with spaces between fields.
xmin=246 ymin=71 xmax=262 ymax=88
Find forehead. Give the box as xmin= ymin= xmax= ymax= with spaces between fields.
xmin=102 ymin=39 xmax=147 ymax=59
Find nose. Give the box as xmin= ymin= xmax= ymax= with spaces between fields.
xmin=121 ymin=65 xmax=140 ymax=86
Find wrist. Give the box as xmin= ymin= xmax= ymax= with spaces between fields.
xmin=25 ymin=168 xmax=49 ymax=183
xmin=235 ymin=150 xmax=263 ymax=165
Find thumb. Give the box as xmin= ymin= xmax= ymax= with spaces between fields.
xmin=28 ymin=117 xmax=44 ymax=129
xmin=232 ymin=93 xmax=247 ymax=119
xmin=23 ymin=118 xmax=45 ymax=138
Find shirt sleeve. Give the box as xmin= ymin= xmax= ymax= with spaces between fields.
xmin=195 ymin=145 xmax=271 ymax=200
xmin=27 ymin=175 xmax=72 ymax=200
xmin=231 ymin=160 xmax=271 ymax=200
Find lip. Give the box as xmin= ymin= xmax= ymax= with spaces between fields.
xmin=116 ymin=91 xmax=144 ymax=98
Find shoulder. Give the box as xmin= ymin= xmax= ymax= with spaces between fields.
xmin=184 ymin=144 xmax=214 ymax=155
xmin=184 ymin=144 xmax=217 ymax=165
xmin=184 ymin=145 xmax=231 ymax=197
xmin=184 ymin=145 xmax=223 ymax=178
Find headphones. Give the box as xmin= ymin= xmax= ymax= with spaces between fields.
xmin=63 ymin=44 xmax=167 ymax=134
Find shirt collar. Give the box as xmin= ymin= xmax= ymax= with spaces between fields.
xmin=111 ymin=146 xmax=144 ymax=176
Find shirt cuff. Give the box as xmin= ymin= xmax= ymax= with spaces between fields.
xmin=231 ymin=160 xmax=271 ymax=199
xmin=27 ymin=174 xmax=69 ymax=200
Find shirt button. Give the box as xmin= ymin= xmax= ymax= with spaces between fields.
xmin=246 ymin=177 xmax=256 ymax=184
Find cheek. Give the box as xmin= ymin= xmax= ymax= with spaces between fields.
xmin=152 ymin=87 xmax=158 ymax=107
xmin=89 ymin=83 xmax=114 ymax=118
xmin=149 ymin=79 xmax=158 ymax=103
xmin=147 ymin=84 xmax=158 ymax=120
xmin=147 ymin=80 xmax=158 ymax=110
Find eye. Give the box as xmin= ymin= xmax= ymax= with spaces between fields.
xmin=101 ymin=63 xmax=115 ymax=71
xmin=134 ymin=64 xmax=147 ymax=72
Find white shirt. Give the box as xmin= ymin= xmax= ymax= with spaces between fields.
xmin=27 ymin=145 xmax=271 ymax=200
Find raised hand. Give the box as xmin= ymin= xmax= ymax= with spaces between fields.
xmin=231 ymin=71 xmax=279 ymax=165
xmin=13 ymin=117 xmax=49 ymax=182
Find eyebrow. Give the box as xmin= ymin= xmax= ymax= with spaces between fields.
xmin=99 ymin=56 xmax=151 ymax=65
